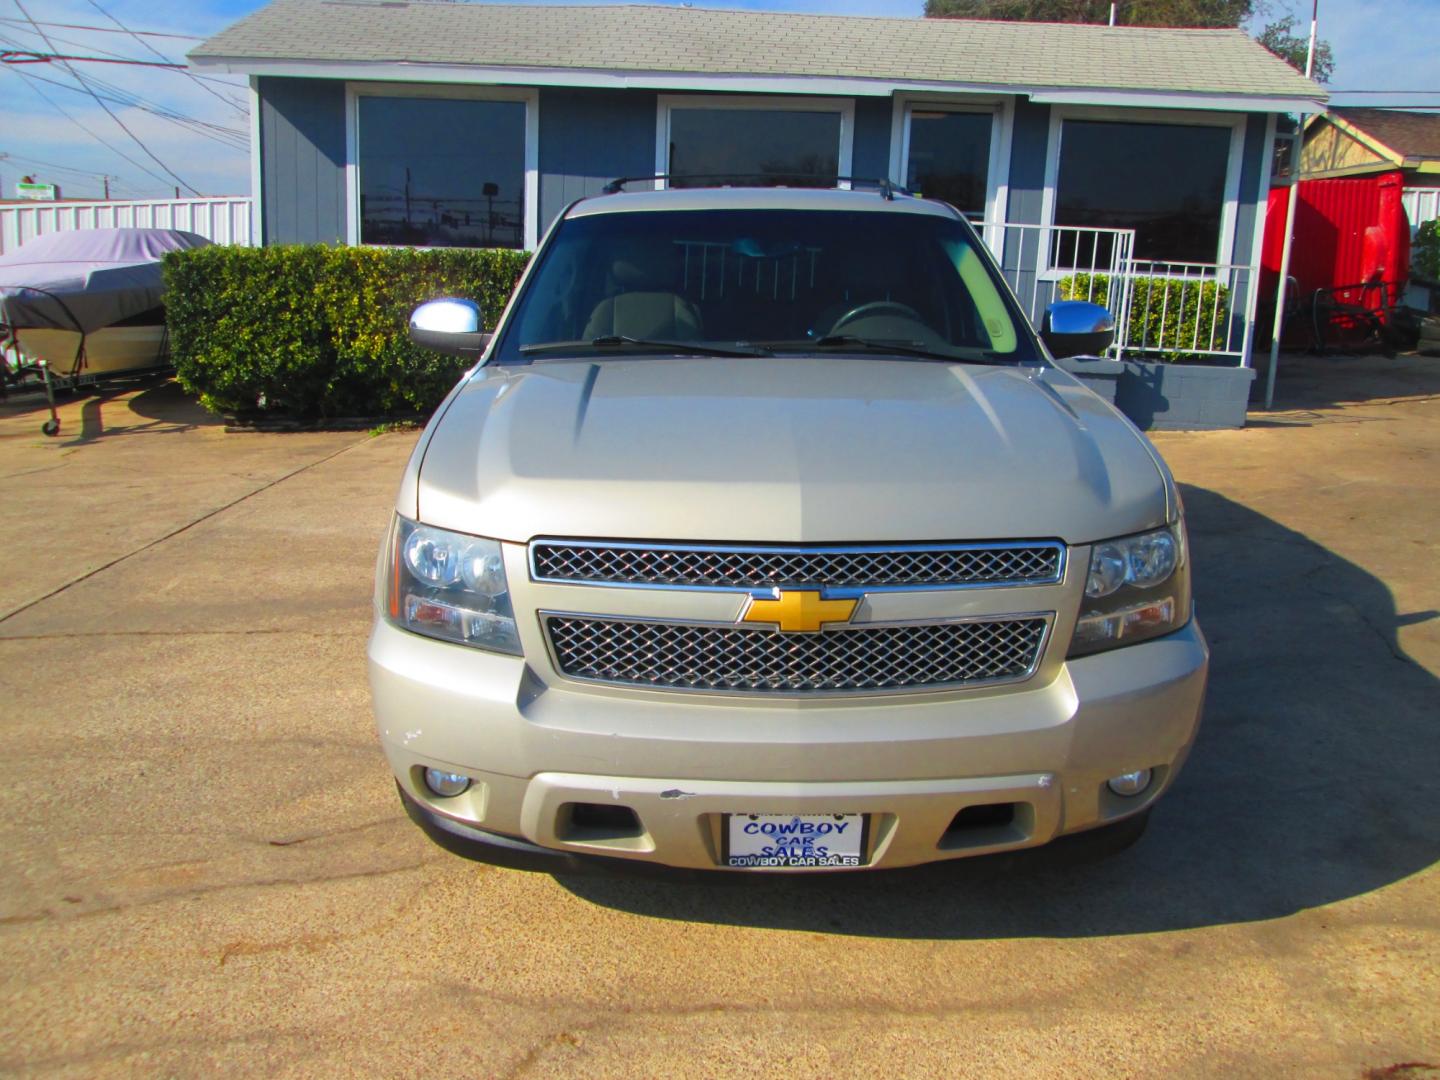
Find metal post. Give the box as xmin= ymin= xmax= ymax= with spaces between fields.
xmin=1264 ymin=0 xmax=1320 ymax=410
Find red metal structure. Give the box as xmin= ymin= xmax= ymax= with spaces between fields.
xmin=1262 ymin=171 xmax=1412 ymax=348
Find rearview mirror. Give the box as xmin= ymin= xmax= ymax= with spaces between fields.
xmin=409 ymin=298 xmax=489 ymax=358
xmin=1041 ymin=300 xmax=1115 ymax=360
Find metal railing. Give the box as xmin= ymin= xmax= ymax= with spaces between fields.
xmin=0 ymin=196 xmax=254 ymax=255
xmin=978 ymin=222 xmax=1257 ymax=365
xmin=979 ymin=222 xmax=1137 ymax=346
xmin=1115 ymin=260 xmax=1254 ymax=362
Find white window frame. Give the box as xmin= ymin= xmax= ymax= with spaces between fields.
xmin=344 ymin=81 xmax=540 ymax=251
xmin=888 ymin=94 xmax=1014 ymax=249
xmin=654 ymin=94 xmax=855 ymax=190
xmin=1040 ymin=105 xmax=1246 ymax=275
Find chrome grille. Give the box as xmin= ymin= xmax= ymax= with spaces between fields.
xmin=544 ymin=615 xmax=1049 ymax=693
xmin=530 ymin=541 xmax=1063 ymax=590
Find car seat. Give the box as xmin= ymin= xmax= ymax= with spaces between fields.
xmin=582 ymin=241 xmax=703 ymax=340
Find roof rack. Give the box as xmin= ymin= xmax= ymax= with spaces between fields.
xmin=599 ymin=175 xmax=911 ymax=200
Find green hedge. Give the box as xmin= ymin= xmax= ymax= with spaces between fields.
xmin=1414 ymin=219 xmax=1440 ymax=281
xmin=163 ymin=245 xmax=531 ymax=418
xmin=1059 ymin=273 xmax=1233 ymax=362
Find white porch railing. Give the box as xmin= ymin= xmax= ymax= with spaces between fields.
xmin=1402 ymin=187 xmax=1439 ymax=235
xmin=0 ymin=196 xmax=254 ymax=255
xmin=1118 ymin=260 xmax=1255 ymax=362
xmin=981 ymin=221 xmax=1137 ymax=346
xmin=979 ymin=222 xmax=1258 ymax=366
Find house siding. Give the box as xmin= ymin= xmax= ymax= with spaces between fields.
xmin=538 ymin=88 xmax=658 ymax=235
xmin=1233 ymin=113 xmax=1270 ymax=268
xmin=257 ymin=76 xmax=346 ymax=245
xmin=996 ymin=99 xmax=1052 ymax=309
xmin=852 ymin=97 xmax=893 ymax=183
xmin=1005 ymin=98 xmax=1051 ymax=229
xmin=252 ymin=76 xmax=1271 ymax=335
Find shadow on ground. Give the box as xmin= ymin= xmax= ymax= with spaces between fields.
xmin=559 ymin=485 xmax=1440 ymax=937
xmin=1251 ymin=350 xmax=1440 ymax=418
xmin=0 ymin=375 xmax=219 ymax=442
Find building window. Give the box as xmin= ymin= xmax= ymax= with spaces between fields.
xmin=357 ymin=95 xmax=526 ymax=248
xmin=659 ymin=98 xmax=852 ymax=189
xmin=905 ymin=110 xmax=992 ymax=218
xmin=1053 ymin=118 xmax=1234 ymax=265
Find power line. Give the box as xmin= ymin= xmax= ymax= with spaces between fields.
xmin=0 ymin=15 xmax=246 ymax=111
xmin=0 ymin=149 xmax=114 ymax=178
xmin=13 ymin=64 xmax=248 ymax=149
xmin=11 ymin=0 xmax=200 ymax=195
xmin=0 ymin=16 xmax=204 ymax=40
xmin=0 ymin=18 xmax=178 ymax=62
xmin=0 ymin=64 xmax=175 ymax=192
xmin=84 ymin=0 xmax=246 ymax=117
xmin=1 ymin=48 xmax=184 ymax=68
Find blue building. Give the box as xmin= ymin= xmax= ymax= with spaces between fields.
xmin=191 ymin=0 xmax=1325 ymax=369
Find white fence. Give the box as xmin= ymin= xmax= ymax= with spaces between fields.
xmin=1403 ymin=187 xmax=1438 ymax=235
xmin=0 ymin=196 xmax=253 ymax=255
xmin=1117 ymin=260 xmax=1255 ymax=362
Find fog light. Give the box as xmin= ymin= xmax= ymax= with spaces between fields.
xmin=1107 ymin=768 xmax=1153 ymax=797
xmin=423 ymin=768 xmax=471 ymax=798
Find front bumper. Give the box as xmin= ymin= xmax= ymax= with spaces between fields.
xmin=368 ymin=614 xmax=1208 ymax=872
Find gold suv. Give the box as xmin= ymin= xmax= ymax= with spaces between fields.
xmin=369 ymin=183 xmax=1208 ymax=873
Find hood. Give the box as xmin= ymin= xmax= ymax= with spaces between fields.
xmin=415 ymin=356 xmax=1169 ymax=545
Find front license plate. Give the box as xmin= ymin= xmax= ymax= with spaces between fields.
xmin=723 ymin=813 xmax=868 ymax=869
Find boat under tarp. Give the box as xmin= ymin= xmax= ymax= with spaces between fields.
xmin=0 ymin=227 xmax=210 ymax=336
xmin=0 ymin=227 xmax=212 ymax=436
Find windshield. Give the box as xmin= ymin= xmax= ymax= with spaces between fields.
xmin=493 ymin=208 xmax=1040 ymax=364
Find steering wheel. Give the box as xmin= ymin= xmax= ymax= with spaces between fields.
xmin=828 ymin=300 xmax=926 ymax=335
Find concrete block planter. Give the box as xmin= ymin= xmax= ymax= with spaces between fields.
xmin=1051 ymin=355 xmax=1125 ymax=404
xmin=1115 ymin=360 xmax=1257 ymax=431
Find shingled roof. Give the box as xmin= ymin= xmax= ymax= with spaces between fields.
xmin=1330 ymin=108 xmax=1440 ymax=165
xmin=190 ymin=0 xmax=1324 ymax=106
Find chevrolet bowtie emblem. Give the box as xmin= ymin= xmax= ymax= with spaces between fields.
xmin=740 ymin=589 xmax=858 ymax=634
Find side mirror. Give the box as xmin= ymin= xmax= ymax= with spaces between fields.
xmin=409 ymin=298 xmax=489 ymax=358
xmin=1041 ymin=300 xmax=1115 ymax=360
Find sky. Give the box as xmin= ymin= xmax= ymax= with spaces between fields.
xmin=0 ymin=0 xmax=1435 ymax=201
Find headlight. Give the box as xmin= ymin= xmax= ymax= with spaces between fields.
xmin=382 ymin=515 xmax=521 ymax=655
xmin=1069 ymin=521 xmax=1190 ymax=657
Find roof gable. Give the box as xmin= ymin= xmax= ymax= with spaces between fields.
xmin=1328 ymin=108 xmax=1440 ymax=164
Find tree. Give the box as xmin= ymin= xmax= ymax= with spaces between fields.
xmin=1255 ymin=14 xmax=1334 ymax=82
xmin=923 ymin=0 xmax=1254 ymax=27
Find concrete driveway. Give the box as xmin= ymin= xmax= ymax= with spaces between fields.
xmin=1 ymin=358 xmax=1437 ymax=1078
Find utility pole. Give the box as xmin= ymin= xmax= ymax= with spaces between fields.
xmin=1265 ymin=0 xmax=1320 ymax=410
xmin=103 ymin=175 xmax=111 ymax=200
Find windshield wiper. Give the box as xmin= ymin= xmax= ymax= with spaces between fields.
xmin=519 ymin=335 xmax=769 ymax=358
xmin=774 ymin=335 xmax=1011 ymax=365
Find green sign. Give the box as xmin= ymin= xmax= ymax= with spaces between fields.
xmin=15 ymin=182 xmax=58 ymax=200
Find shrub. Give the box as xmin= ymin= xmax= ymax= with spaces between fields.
xmin=1413 ymin=219 xmax=1440 ymax=281
xmin=1059 ymin=273 xmax=1233 ymax=362
xmin=163 ymin=245 xmax=531 ymax=418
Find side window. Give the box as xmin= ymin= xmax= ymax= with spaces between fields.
xmin=906 ymin=110 xmax=993 ymax=219
xmin=357 ymin=96 xmax=526 ymax=249
xmin=1053 ymin=119 xmax=1233 ymax=265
